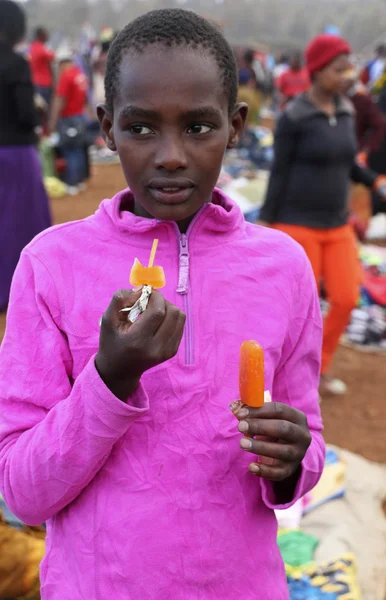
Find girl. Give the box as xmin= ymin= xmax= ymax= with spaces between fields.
xmin=0 ymin=0 xmax=51 ymax=312
xmin=0 ymin=10 xmax=324 ymax=599
xmin=260 ymin=34 xmax=386 ymax=395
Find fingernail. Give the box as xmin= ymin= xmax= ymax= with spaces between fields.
xmin=238 ymin=420 xmax=249 ymax=433
xmin=240 ymin=438 xmax=252 ymax=450
xmin=132 ymin=286 xmax=143 ymax=292
xmin=237 ymin=408 xmax=249 ymax=419
xmin=249 ymin=463 xmax=260 ymax=474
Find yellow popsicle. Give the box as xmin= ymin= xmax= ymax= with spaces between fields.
xmin=129 ymin=239 xmax=166 ymax=288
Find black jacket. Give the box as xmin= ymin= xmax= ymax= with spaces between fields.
xmin=260 ymin=93 xmax=377 ymax=228
xmin=0 ymin=41 xmax=38 ymax=146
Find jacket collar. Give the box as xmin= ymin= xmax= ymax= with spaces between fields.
xmin=286 ymin=92 xmax=354 ymax=122
xmin=89 ymin=187 xmax=246 ymax=249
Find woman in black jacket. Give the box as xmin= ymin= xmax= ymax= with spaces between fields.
xmin=0 ymin=0 xmax=51 ymax=312
xmin=260 ymin=35 xmax=386 ymax=395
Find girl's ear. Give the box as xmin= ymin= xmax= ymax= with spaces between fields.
xmin=227 ymin=103 xmax=248 ymax=149
xmin=96 ymin=104 xmax=117 ymax=152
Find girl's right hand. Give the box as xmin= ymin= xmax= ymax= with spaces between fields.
xmin=95 ymin=289 xmax=186 ymax=400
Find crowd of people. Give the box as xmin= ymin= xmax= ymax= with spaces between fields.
xmin=1 ymin=0 xmax=386 ymax=374
xmin=235 ymin=38 xmax=386 ymax=392
xmin=28 ymin=26 xmax=115 ymax=195
xmin=1 ymin=6 xmax=386 ymax=382
xmin=0 ymin=1 xmax=51 ymax=312
xmin=260 ymin=34 xmax=386 ymax=394
xmin=1 ymin=1 xmax=386 ymax=598
xmin=0 ymin=0 xmax=117 ymax=312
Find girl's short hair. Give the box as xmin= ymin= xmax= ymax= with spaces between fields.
xmin=0 ymin=0 xmax=26 ymax=46
xmin=104 ymin=9 xmax=238 ymax=115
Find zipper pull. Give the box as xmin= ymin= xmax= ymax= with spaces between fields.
xmin=177 ymin=234 xmax=189 ymax=294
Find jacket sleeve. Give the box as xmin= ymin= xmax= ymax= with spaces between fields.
xmin=259 ymin=113 xmax=298 ymax=223
xmin=0 ymin=251 xmax=150 ymax=526
xmin=12 ymin=58 xmax=39 ymax=130
xmin=350 ymin=162 xmax=378 ymax=188
xmin=260 ymin=250 xmax=325 ymax=509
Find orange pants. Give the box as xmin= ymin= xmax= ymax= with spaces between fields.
xmin=273 ymin=224 xmax=361 ymax=374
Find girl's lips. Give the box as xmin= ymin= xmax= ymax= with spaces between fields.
xmin=148 ymin=186 xmax=195 ymax=205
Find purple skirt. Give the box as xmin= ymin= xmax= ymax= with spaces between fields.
xmin=0 ymin=145 xmax=51 ymax=311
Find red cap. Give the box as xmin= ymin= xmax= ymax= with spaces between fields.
xmin=305 ymin=34 xmax=351 ymax=76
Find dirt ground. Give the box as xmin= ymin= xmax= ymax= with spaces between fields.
xmin=1 ymin=163 xmax=385 ymax=464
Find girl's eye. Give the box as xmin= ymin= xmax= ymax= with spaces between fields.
xmin=187 ymin=124 xmax=213 ymax=135
xmin=128 ymin=125 xmax=153 ymax=135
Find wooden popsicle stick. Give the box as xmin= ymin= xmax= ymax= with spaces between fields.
xmin=148 ymin=238 xmax=159 ymax=268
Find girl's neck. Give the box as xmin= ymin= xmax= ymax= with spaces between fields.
xmin=308 ymin=85 xmax=336 ymax=115
xmin=133 ymin=200 xmax=197 ymax=234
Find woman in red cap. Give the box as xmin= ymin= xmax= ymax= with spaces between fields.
xmin=260 ymin=34 xmax=386 ymax=395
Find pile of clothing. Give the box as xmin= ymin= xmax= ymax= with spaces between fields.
xmin=276 ymin=448 xmax=362 ymax=600
xmin=346 ymin=305 xmax=386 ymax=348
xmin=223 ymin=125 xmax=274 ymax=176
xmin=360 ymin=245 xmax=386 ymax=305
xmin=345 ymin=245 xmax=386 ymax=349
xmin=215 ymin=126 xmax=273 ymax=222
xmin=285 ymin=555 xmax=361 ymax=600
xmin=0 ymin=496 xmax=45 ymax=599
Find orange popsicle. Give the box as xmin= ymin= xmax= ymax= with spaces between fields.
xmin=129 ymin=239 xmax=166 ymax=288
xmin=239 ymin=340 xmax=265 ymax=408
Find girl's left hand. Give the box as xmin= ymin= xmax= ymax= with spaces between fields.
xmin=236 ymin=403 xmax=312 ymax=481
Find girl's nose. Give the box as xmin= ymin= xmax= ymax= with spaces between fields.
xmin=154 ymin=136 xmax=188 ymax=171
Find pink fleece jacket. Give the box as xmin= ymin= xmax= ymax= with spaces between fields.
xmin=0 ymin=189 xmax=324 ymax=599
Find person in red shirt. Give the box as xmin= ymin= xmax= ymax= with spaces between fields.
xmin=49 ymin=49 xmax=89 ymax=194
xmin=55 ymin=60 xmax=88 ymax=119
xmin=29 ymin=27 xmax=55 ymax=105
xmin=277 ymin=51 xmax=310 ymax=108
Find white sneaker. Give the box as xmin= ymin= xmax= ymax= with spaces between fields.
xmin=78 ymin=182 xmax=88 ymax=192
xmin=320 ymin=376 xmax=348 ymax=395
xmin=66 ymin=185 xmax=79 ymax=196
